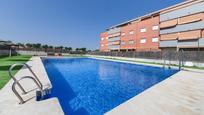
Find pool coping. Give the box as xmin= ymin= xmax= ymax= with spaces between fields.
xmin=0 ymin=56 xmax=64 ymax=115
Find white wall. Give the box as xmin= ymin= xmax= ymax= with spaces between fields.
xmin=17 ymin=50 xmax=47 ymax=56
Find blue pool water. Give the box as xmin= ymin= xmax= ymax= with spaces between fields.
xmin=42 ymin=58 xmax=178 ymax=115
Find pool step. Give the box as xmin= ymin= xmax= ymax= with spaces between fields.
xmin=36 ymin=88 xmax=52 ymax=101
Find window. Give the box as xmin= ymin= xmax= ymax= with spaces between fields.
xmin=129 ymin=30 xmax=134 ymax=35
xmin=152 ymin=37 xmax=159 ymax=42
xmin=128 ymin=40 xmax=134 ymax=44
xmin=140 ymin=28 xmax=146 ymax=33
xmin=101 ymin=44 xmax=104 ymax=47
xmin=140 ymin=38 xmax=146 ymax=43
xmin=121 ymin=41 xmax=125 ymax=45
xmin=101 ymin=37 xmax=104 ymax=41
xmin=121 ymin=32 xmax=125 ymax=36
xmin=152 ymin=25 xmax=159 ymax=31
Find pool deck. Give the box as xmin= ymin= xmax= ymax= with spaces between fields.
xmin=0 ymin=56 xmax=204 ymax=115
xmin=0 ymin=57 xmax=64 ymax=115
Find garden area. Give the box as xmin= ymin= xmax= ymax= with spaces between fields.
xmin=0 ymin=55 xmax=31 ymax=89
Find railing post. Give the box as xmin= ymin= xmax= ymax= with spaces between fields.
xmin=12 ymin=82 xmax=25 ymax=104
xmin=12 ymin=76 xmax=44 ymax=104
xmin=9 ymin=65 xmax=27 ymax=94
xmin=179 ymin=51 xmax=181 ymax=70
xmin=178 ymin=50 xmax=184 ymax=70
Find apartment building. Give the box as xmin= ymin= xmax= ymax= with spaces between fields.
xmin=159 ymin=0 xmax=204 ymax=51
xmin=119 ymin=15 xmax=160 ymax=52
xmin=100 ymin=32 xmax=109 ymax=52
xmin=100 ymin=0 xmax=204 ymax=52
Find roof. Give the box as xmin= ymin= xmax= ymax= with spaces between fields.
xmin=0 ymin=40 xmax=16 ymax=46
xmin=108 ymin=0 xmax=204 ymax=29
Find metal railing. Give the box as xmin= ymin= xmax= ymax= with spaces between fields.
xmin=12 ymin=76 xmax=43 ymax=104
xmin=9 ymin=63 xmax=44 ymax=104
xmin=89 ymin=50 xmax=204 ymax=70
xmin=89 ymin=51 xmax=204 ymax=62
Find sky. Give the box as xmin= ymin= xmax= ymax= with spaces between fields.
xmin=0 ymin=0 xmax=183 ymax=50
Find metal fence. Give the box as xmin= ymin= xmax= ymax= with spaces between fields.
xmin=89 ymin=51 xmax=204 ymax=63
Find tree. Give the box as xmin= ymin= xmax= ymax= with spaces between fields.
xmin=76 ymin=48 xmax=80 ymax=51
xmin=81 ymin=47 xmax=86 ymax=52
xmin=59 ymin=46 xmax=64 ymax=53
xmin=42 ymin=44 xmax=49 ymax=52
xmin=17 ymin=43 xmax=25 ymax=48
xmin=35 ymin=43 xmax=42 ymax=49
xmin=75 ymin=47 xmax=86 ymax=52
xmin=48 ymin=46 xmax=53 ymax=49
xmin=64 ymin=47 xmax=72 ymax=52
xmin=47 ymin=45 xmax=54 ymax=53
xmin=55 ymin=46 xmax=64 ymax=53
xmin=26 ymin=43 xmax=32 ymax=48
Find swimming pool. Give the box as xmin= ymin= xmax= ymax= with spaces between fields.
xmin=42 ymin=58 xmax=178 ymax=115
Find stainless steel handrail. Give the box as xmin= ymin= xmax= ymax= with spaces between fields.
xmin=8 ymin=63 xmax=43 ymax=94
xmin=12 ymin=76 xmax=44 ymax=104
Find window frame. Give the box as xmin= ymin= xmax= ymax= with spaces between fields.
xmin=121 ymin=32 xmax=126 ymax=36
xmin=152 ymin=25 xmax=159 ymax=31
xmin=140 ymin=38 xmax=147 ymax=44
xmin=152 ymin=37 xmax=159 ymax=42
xmin=128 ymin=40 xmax=134 ymax=44
xmin=129 ymin=30 xmax=134 ymax=35
xmin=140 ymin=28 xmax=146 ymax=33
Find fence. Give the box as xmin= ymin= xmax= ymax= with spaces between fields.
xmin=89 ymin=51 xmax=204 ymax=63
xmin=0 ymin=50 xmax=10 ymax=56
xmin=0 ymin=49 xmax=17 ymax=57
xmin=0 ymin=49 xmax=46 ymax=56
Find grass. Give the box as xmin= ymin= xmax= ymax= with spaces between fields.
xmin=0 ymin=55 xmax=31 ymax=89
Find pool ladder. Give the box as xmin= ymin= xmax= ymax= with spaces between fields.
xmin=9 ymin=63 xmax=44 ymax=104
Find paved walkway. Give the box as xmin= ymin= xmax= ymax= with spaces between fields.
xmin=106 ymin=70 xmax=204 ymax=115
xmin=0 ymin=57 xmax=64 ymax=115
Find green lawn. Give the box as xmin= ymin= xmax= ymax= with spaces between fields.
xmin=0 ymin=55 xmax=31 ymax=89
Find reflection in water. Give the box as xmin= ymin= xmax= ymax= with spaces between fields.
xmin=98 ymin=62 xmax=109 ymax=80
